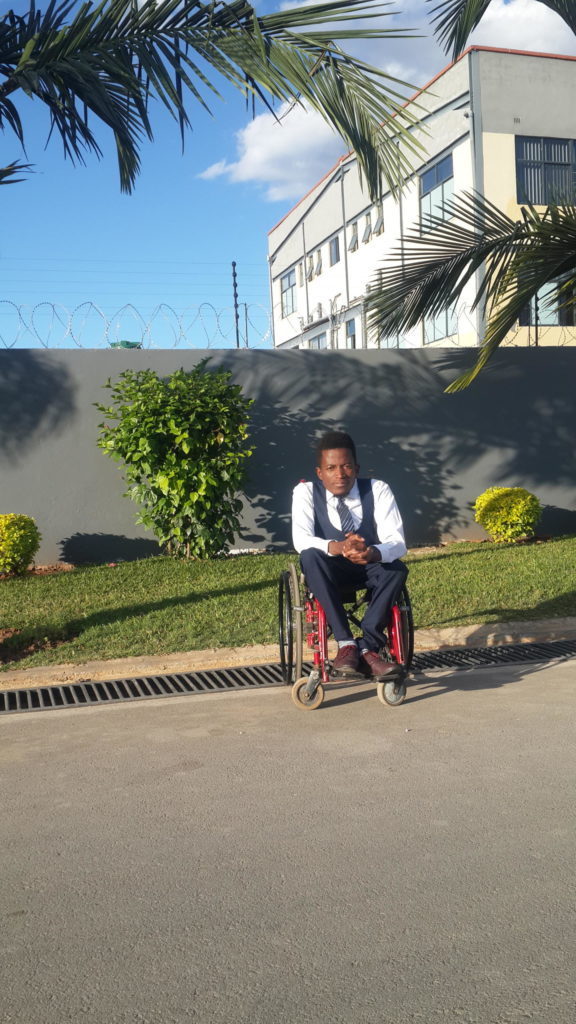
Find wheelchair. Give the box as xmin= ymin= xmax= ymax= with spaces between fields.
xmin=278 ymin=562 xmax=414 ymax=711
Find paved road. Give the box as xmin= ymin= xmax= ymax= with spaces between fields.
xmin=1 ymin=661 xmax=575 ymax=1024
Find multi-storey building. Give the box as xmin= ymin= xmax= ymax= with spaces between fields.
xmin=268 ymin=47 xmax=576 ymax=350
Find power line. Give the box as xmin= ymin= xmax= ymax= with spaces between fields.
xmin=1 ymin=256 xmax=265 ymax=267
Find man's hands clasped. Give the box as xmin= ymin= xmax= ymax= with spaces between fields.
xmin=328 ymin=533 xmax=381 ymax=564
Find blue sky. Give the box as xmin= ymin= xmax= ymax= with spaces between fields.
xmin=2 ymin=0 xmax=576 ymax=348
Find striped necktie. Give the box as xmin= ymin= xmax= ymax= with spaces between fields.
xmin=336 ymin=496 xmax=355 ymax=534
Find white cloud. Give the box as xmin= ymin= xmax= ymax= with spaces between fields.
xmin=199 ymin=101 xmax=346 ymax=201
xmin=199 ymin=1 xmax=576 ymax=203
xmin=469 ymin=0 xmax=576 ymax=54
xmin=198 ymin=159 xmax=228 ymax=180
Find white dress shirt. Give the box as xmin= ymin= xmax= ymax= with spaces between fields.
xmin=292 ymin=479 xmax=407 ymax=563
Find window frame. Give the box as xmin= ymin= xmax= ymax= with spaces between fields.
xmin=423 ymin=305 xmax=458 ymax=344
xmin=345 ymin=319 xmax=356 ymax=349
xmin=308 ymin=331 xmax=328 ymax=350
xmin=516 ymin=135 xmax=576 ymax=205
xmin=519 ymin=280 xmax=575 ymax=327
xmin=280 ymin=269 xmax=296 ymax=318
xmin=329 ymin=236 xmax=340 ymax=266
xmin=373 ymin=205 xmax=384 ymax=235
xmin=420 ymin=153 xmax=454 ymax=227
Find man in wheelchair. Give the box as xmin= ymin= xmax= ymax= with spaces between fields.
xmin=292 ymin=431 xmax=408 ymax=681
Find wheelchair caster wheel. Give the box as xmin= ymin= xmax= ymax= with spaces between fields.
xmin=377 ymin=679 xmax=407 ymax=706
xmin=291 ymin=677 xmax=324 ymax=711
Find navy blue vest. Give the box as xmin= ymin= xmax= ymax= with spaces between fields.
xmin=312 ymin=478 xmax=378 ymax=545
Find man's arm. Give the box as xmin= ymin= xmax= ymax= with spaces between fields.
xmin=371 ymin=479 xmax=407 ymax=562
xmin=292 ymin=482 xmax=343 ymax=555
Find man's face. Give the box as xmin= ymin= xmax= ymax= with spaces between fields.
xmin=316 ymin=448 xmax=359 ymax=496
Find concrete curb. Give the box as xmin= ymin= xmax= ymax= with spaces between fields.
xmin=2 ymin=616 xmax=576 ymax=693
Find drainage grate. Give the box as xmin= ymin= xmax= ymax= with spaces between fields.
xmin=1 ymin=638 xmax=575 ymax=715
xmin=411 ymin=638 xmax=576 ymax=672
xmin=0 ymin=663 xmax=286 ymax=715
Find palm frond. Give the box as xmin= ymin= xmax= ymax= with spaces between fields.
xmin=1 ymin=0 xmax=424 ymax=194
xmin=448 ymin=203 xmax=576 ymax=390
xmin=365 ymin=192 xmax=576 ymax=390
xmin=428 ymin=0 xmax=576 ymax=59
xmin=367 ymin=192 xmax=522 ymax=335
xmin=0 ymin=159 xmax=33 ymax=184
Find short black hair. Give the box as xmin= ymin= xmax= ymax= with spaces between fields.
xmin=315 ymin=431 xmax=357 ymax=465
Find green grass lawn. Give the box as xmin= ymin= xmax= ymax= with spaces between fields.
xmin=1 ymin=537 xmax=576 ymax=671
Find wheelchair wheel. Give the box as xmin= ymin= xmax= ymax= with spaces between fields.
xmin=291 ymin=677 xmax=324 ymax=711
xmin=278 ymin=563 xmax=304 ymax=684
xmin=377 ymin=679 xmax=407 ymax=707
xmin=388 ymin=584 xmax=414 ymax=672
xmin=378 ymin=586 xmax=413 ymax=708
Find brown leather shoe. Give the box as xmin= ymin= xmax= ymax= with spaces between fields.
xmin=360 ymin=650 xmax=401 ymax=680
xmin=332 ymin=644 xmax=360 ymax=676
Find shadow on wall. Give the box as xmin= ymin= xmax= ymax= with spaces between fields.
xmin=431 ymin=348 xmax=576 ymax=488
xmin=0 ymin=350 xmax=76 ymax=464
xmin=211 ymin=349 xmax=468 ymax=549
xmin=539 ymin=506 xmax=576 ymax=535
xmin=60 ymin=533 xmax=160 ymax=564
xmin=203 ymin=347 xmax=576 ymax=549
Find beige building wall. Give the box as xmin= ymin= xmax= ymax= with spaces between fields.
xmin=269 ymin=48 xmax=576 ymax=352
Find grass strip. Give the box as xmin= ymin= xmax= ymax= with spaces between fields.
xmin=1 ymin=537 xmax=576 ymax=671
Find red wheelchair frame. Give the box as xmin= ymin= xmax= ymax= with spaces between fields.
xmin=278 ymin=563 xmax=414 ymax=710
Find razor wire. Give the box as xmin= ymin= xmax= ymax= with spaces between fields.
xmin=0 ymin=301 xmax=273 ymax=349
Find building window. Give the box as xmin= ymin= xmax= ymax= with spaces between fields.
xmin=519 ymin=282 xmax=575 ymax=326
xmin=306 ymin=255 xmax=314 ymax=281
xmin=298 ymin=262 xmax=304 ymax=287
xmin=362 ymin=213 xmax=372 ymax=243
xmin=329 ymin=236 xmax=340 ymax=266
xmin=345 ymin=319 xmax=356 ymax=349
xmin=281 ymin=270 xmax=296 ymax=317
xmin=423 ymin=305 xmax=457 ymax=343
xmin=373 ymin=205 xmax=384 ymax=235
xmin=315 ymin=249 xmax=322 ymax=275
xmin=420 ymin=153 xmax=454 ymax=225
xmin=308 ymin=332 xmax=327 ymax=350
xmin=348 ymin=222 xmax=358 ymax=252
xmin=516 ymin=136 xmax=576 ymax=204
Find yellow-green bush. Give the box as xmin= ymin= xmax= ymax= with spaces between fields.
xmin=473 ymin=487 xmax=541 ymax=543
xmin=0 ymin=514 xmax=42 ymax=574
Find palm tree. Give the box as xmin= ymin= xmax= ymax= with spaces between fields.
xmin=0 ymin=0 xmax=424 ymax=198
xmin=366 ymin=0 xmax=576 ymax=389
xmin=367 ymin=193 xmax=576 ymax=390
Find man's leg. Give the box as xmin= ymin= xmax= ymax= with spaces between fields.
xmin=360 ymin=559 xmax=408 ymax=653
xmin=300 ymin=549 xmax=372 ymax=676
xmin=299 ymin=549 xmax=359 ymax=642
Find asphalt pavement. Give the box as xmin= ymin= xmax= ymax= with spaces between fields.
xmin=1 ymin=659 xmax=575 ymax=1024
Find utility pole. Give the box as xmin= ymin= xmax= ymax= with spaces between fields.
xmin=232 ymin=261 xmax=240 ymax=348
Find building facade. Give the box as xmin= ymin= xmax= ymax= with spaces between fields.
xmin=268 ymin=47 xmax=576 ymax=351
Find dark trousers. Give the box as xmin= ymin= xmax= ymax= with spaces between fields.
xmin=300 ymin=548 xmax=408 ymax=651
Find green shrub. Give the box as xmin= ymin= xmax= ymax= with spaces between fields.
xmin=95 ymin=362 xmax=253 ymax=559
xmin=0 ymin=513 xmax=42 ymax=574
xmin=473 ymin=486 xmax=542 ymax=543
